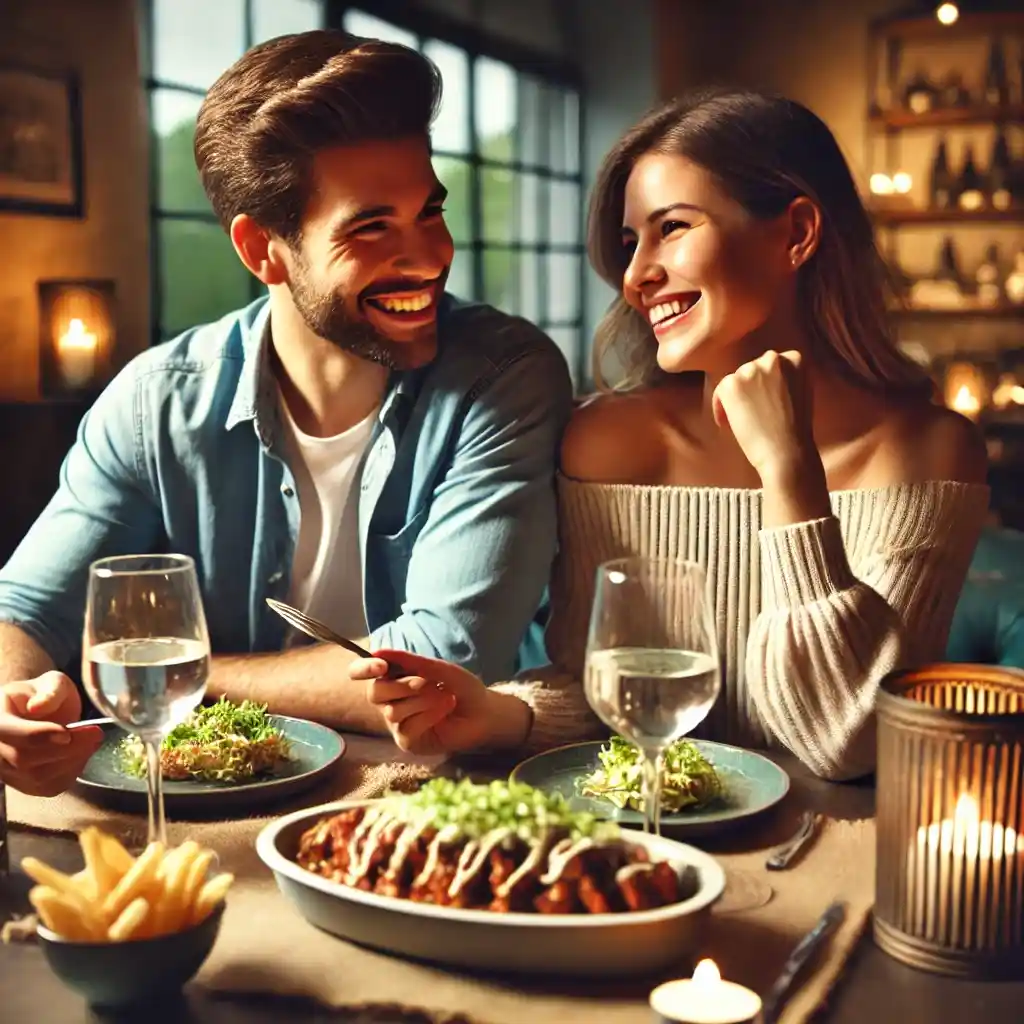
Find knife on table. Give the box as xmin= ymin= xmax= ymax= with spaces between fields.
xmin=761 ymin=900 xmax=847 ymax=1024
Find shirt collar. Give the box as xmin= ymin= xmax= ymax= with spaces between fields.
xmin=224 ymin=293 xmax=455 ymax=441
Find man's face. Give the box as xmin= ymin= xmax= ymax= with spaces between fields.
xmin=285 ymin=136 xmax=454 ymax=370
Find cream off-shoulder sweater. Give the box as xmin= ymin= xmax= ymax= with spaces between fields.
xmin=491 ymin=476 xmax=989 ymax=780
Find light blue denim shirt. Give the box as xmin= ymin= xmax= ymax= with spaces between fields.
xmin=0 ymin=294 xmax=572 ymax=683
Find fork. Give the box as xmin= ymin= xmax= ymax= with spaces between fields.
xmin=766 ymin=810 xmax=821 ymax=871
xmin=265 ymin=598 xmax=406 ymax=677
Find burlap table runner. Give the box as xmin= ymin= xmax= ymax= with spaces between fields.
xmin=6 ymin=759 xmax=874 ymax=1024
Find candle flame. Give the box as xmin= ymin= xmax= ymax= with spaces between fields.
xmin=692 ymin=958 xmax=720 ymax=985
xmin=954 ymin=793 xmax=978 ymax=826
xmin=59 ymin=318 xmax=97 ymax=351
xmin=951 ymin=384 xmax=980 ymax=418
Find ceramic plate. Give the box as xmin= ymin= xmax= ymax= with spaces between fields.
xmin=256 ymin=799 xmax=726 ymax=978
xmin=74 ymin=717 xmax=345 ymax=816
xmin=510 ymin=740 xmax=789 ymax=837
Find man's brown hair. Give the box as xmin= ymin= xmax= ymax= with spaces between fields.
xmin=194 ymin=30 xmax=441 ymax=241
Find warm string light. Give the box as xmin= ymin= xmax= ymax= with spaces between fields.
xmin=936 ymin=3 xmax=959 ymax=26
xmin=870 ymin=172 xmax=912 ymax=196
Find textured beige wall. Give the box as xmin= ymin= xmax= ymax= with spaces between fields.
xmin=0 ymin=0 xmax=149 ymax=400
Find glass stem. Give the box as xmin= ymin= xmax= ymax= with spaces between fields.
xmin=641 ymin=750 xmax=665 ymax=836
xmin=144 ymin=737 xmax=166 ymax=845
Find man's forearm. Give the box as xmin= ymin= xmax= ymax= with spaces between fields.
xmin=0 ymin=623 xmax=57 ymax=685
xmin=207 ymin=643 xmax=388 ymax=734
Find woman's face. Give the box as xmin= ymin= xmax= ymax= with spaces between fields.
xmin=620 ymin=152 xmax=793 ymax=374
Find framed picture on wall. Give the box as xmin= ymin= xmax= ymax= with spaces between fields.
xmin=0 ymin=65 xmax=83 ymax=217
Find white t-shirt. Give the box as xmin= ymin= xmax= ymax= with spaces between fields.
xmin=278 ymin=394 xmax=377 ymax=641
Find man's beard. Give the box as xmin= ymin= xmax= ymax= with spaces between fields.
xmin=289 ymin=256 xmax=433 ymax=371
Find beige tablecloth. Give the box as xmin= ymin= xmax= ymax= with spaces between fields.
xmin=5 ymin=749 xmax=875 ymax=1024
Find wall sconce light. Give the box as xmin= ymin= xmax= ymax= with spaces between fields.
xmin=38 ymin=279 xmax=115 ymax=399
xmin=935 ymin=3 xmax=959 ymax=26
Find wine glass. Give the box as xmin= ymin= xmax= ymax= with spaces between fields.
xmin=82 ymin=554 xmax=210 ymax=844
xmin=583 ymin=557 xmax=720 ymax=836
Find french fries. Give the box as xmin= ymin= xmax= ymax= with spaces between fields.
xmin=22 ymin=828 xmax=233 ymax=943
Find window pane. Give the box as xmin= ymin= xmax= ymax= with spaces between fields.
xmin=516 ymin=76 xmax=544 ymax=166
xmin=546 ymin=253 xmax=580 ymax=323
xmin=159 ymin=220 xmax=252 ymax=337
xmin=546 ymin=327 xmax=578 ymax=378
xmin=343 ymin=10 xmax=417 ymax=48
xmin=483 ymin=247 xmax=515 ymax=312
xmin=518 ymin=249 xmax=542 ymax=323
xmin=475 ymin=57 xmax=516 ymax=162
xmin=445 ymin=248 xmax=474 ymax=302
xmin=424 ymin=39 xmax=468 ymax=153
xmin=253 ymin=0 xmax=322 ymax=44
xmin=432 ymin=155 xmax=471 ymax=244
xmin=548 ymin=180 xmax=580 ymax=246
xmin=549 ymin=87 xmax=580 ymax=173
xmin=481 ymin=167 xmax=513 ymax=243
xmin=153 ymin=90 xmax=210 ymax=214
xmin=153 ymin=0 xmax=245 ymax=90
xmin=516 ymin=173 xmax=543 ymax=245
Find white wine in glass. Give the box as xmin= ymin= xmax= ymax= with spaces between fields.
xmin=584 ymin=557 xmax=720 ymax=835
xmin=82 ymin=554 xmax=210 ymax=844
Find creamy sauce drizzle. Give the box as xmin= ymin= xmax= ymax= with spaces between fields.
xmin=337 ymin=807 xmax=625 ymax=901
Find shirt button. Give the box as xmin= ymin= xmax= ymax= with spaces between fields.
xmin=281 ymin=485 xmax=294 ymax=497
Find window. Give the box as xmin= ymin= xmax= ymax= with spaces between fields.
xmin=144 ymin=2 xmax=585 ymax=381
xmin=145 ymin=0 xmax=324 ymax=341
xmin=343 ymin=8 xmax=585 ymax=381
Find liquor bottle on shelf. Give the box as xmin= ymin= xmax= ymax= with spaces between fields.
xmin=988 ymin=130 xmax=1013 ymax=210
xmin=983 ymin=39 xmax=1009 ymax=107
xmin=902 ymin=70 xmax=938 ymax=114
xmin=929 ymin=137 xmax=954 ymax=209
xmin=956 ymin=143 xmax=986 ymax=211
xmin=910 ymin=236 xmax=967 ymax=310
xmin=976 ymin=244 xmax=1003 ymax=308
xmin=939 ymin=72 xmax=971 ymax=108
xmin=1007 ymin=249 xmax=1024 ymax=305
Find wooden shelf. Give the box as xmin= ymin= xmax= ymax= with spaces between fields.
xmin=870 ymin=104 xmax=1024 ymax=130
xmin=871 ymin=11 xmax=1024 ymax=42
xmin=872 ymin=207 xmax=1024 ymax=226
xmin=891 ymin=304 xmax=1024 ymax=320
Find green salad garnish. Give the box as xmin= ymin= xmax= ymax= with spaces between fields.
xmin=117 ymin=697 xmax=292 ymax=784
xmin=391 ymin=777 xmax=619 ymax=843
xmin=578 ymin=736 xmax=723 ymax=813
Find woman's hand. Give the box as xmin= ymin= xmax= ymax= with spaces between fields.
xmin=349 ymin=650 xmax=533 ymax=756
xmin=0 ymin=672 xmax=104 ymax=797
xmin=712 ymin=349 xmax=831 ymax=527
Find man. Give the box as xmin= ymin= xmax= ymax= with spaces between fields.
xmin=0 ymin=30 xmax=571 ymax=796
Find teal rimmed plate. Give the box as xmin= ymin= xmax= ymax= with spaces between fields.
xmin=511 ymin=739 xmax=789 ymax=837
xmin=74 ymin=716 xmax=345 ymax=817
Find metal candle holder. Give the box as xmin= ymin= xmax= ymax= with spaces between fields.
xmin=874 ymin=664 xmax=1024 ymax=979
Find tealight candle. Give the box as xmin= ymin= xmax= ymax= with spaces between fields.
xmin=650 ymin=959 xmax=763 ymax=1024
xmin=57 ymin=317 xmax=97 ymax=389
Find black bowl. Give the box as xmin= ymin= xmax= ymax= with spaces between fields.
xmin=36 ymin=901 xmax=225 ymax=1009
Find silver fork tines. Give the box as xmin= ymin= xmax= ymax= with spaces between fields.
xmin=265 ymin=599 xmax=406 ymax=677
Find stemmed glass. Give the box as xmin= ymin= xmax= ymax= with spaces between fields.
xmin=82 ymin=555 xmax=210 ymax=844
xmin=583 ymin=557 xmax=720 ymax=836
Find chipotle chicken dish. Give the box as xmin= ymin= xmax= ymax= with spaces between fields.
xmin=296 ymin=778 xmax=696 ymax=914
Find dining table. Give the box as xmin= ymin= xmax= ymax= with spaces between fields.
xmin=2 ymin=732 xmax=1023 ymax=1024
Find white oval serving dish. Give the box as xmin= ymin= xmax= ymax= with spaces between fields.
xmin=256 ymin=799 xmax=726 ymax=978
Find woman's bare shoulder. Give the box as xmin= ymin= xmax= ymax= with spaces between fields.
xmin=857 ymin=399 xmax=988 ymax=488
xmin=560 ymin=382 xmax=700 ymax=484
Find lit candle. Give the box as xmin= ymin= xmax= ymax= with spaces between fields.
xmin=650 ymin=959 xmax=763 ymax=1024
xmin=57 ymin=317 xmax=97 ymax=389
xmin=916 ymin=794 xmax=1024 ymax=866
xmin=950 ymin=384 xmax=980 ymax=419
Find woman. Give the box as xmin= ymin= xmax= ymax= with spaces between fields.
xmin=352 ymin=89 xmax=989 ymax=781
